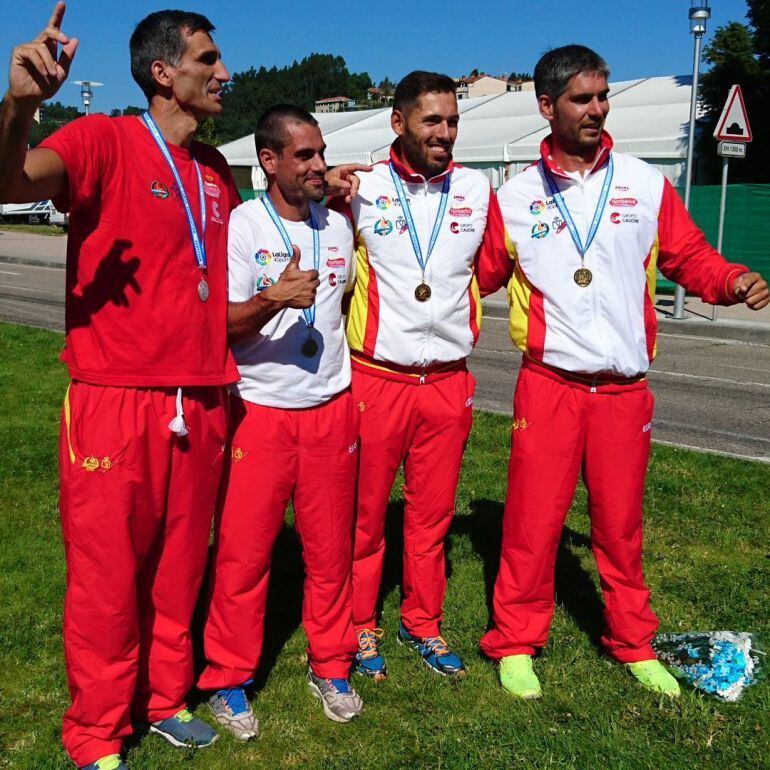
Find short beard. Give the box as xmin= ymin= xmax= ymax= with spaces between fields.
xmin=401 ymin=132 xmax=451 ymax=178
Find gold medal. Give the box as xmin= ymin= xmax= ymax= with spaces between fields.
xmin=301 ymin=337 xmax=319 ymax=358
xmin=573 ymin=267 xmax=593 ymax=287
xmin=414 ymin=282 xmax=432 ymax=302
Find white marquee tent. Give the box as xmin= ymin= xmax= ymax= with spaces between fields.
xmin=219 ymin=75 xmax=693 ymax=192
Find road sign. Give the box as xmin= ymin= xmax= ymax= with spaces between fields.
xmin=714 ymin=85 xmax=752 ymax=143
xmin=717 ymin=141 xmax=746 ymax=158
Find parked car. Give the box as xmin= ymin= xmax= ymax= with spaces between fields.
xmin=0 ymin=200 xmax=68 ymax=229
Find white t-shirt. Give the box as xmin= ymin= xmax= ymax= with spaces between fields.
xmin=228 ymin=198 xmax=355 ymax=408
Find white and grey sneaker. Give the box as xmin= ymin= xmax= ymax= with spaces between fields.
xmin=208 ymin=685 xmax=260 ymax=742
xmin=307 ymin=668 xmax=364 ymax=723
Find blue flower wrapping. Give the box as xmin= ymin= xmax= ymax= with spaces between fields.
xmin=652 ymin=631 xmax=765 ymax=702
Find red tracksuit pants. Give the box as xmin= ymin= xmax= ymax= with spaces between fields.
xmin=480 ymin=361 xmax=659 ymax=664
xmin=352 ymin=367 xmax=475 ymax=638
xmin=59 ymin=382 xmax=227 ymax=767
xmin=197 ymin=391 xmax=359 ymax=687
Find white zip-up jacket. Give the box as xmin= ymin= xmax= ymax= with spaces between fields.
xmin=342 ymin=141 xmax=507 ymax=379
xmin=480 ymin=133 xmax=747 ymax=378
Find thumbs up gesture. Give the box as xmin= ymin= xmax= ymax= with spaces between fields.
xmin=262 ymin=245 xmax=320 ymax=309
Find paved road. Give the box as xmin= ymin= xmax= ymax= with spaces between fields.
xmin=2 ymin=256 xmax=769 ymax=463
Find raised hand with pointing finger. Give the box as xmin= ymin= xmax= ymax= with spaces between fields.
xmin=8 ymin=2 xmax=78 ymax=105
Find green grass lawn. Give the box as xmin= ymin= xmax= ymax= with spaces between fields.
xmin=0 ymin=322 xmax=768 ymax=769
xmin=0 ymin=223 xmax=67 ymax=237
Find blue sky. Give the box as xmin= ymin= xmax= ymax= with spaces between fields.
xmin=0 ymin=0 xmax=751 ymax=113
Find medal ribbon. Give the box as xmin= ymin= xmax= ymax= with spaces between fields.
xmin=142 ymin=112 xmax=207 ymax=271
xmin=388 ymin=163 xmax=451 ymax=277
xmin=542 ymin=154 xmax=614 ymax=260
xmin=261 ymin=195 xmax=320 ymax=328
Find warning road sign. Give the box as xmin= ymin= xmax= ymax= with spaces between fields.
xmin=713 ymin=84 xmax=752 ymax=143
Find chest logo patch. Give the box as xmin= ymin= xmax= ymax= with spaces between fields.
xmin=376 ymin=195 xmax=394 ymax=210
xmin=529 ymin=199 xmax=546 ymax=215
xmin=374 ymin=218 xmax=393 ymax=236
xmin=150 ymin=181 xmax=170 ymax=199
xmin=552 ymin=216 xmax=566 ymax=234
xmin=395 ymin=216 xmax=408 ymax=234
xmin=449 ymin=206 xmax=473 ymax=217
xmin=327 ymin=257 xmax=346 ymax=268
xmin=255 ymin=249 xmax=273 ymax=266
xmin=531 ymin=222 xmax=550 ymax=239
xmin=610 ymin=197 xmax=637 ymax=207
xmin=204 ymin=181 xmax=221 ymax=198
xmin=256 ymin=275 xmax=276 ymax=292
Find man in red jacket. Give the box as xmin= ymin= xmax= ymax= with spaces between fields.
xmin=476 ymin=45 xmax=768 ymax=700
xmin=0 ymin=5 xmax=239 ymax=767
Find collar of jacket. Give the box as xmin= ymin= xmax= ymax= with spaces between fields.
xmin=539 ymin=130 xmax=613 ymax=179
xmin=389 ymin=139 xmax=455 ymax=184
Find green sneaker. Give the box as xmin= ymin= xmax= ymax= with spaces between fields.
xmin=499 ymin=654 xmax=542 ymax=699
xmin=627 ymin=659 xmax=681 ymax=697
xmin=80 ymin=755 xmax=127 ymax=770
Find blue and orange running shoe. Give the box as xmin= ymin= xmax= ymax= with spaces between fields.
xmin=355 ymin=628 xmax=388 ymax=682
xmin=397 ymin=623 xmax=466 ymax=678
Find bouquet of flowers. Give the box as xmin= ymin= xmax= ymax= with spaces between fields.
xmin=652 ymin=631 xmax=765 ymax=702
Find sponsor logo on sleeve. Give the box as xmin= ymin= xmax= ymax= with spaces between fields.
xmin=531 ymin=222 xmax=550 ymax=239
xmin=374 ymin=218 xmax=394 ymax=236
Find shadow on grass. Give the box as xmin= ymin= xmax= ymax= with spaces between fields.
xmin=456 ymin=500 xmax=605 ymax=650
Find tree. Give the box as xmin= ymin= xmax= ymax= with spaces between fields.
xmin=28 ymin=101 xmax=82 ymax=146
xmin=697 ymin=6 xmax=770 ymax=183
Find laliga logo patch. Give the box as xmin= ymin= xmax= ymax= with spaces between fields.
xmin=531 ymin=222 xmax=550 ymax=239
xmin=374 ymin=218 xmax=393 ymax=236
xmin=375 ymin=195 xmax=393 ymax=210
xmin=529 ymin=199 xmax=545 ymax=215
xmin=255 ymin=249 xmax=273 ymax=266
xmin=150 ymin=181 xmax=170 ymax=199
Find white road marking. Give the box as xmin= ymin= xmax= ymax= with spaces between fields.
xmin=0 ymin=283 xmax=56 ymax=295
xmin=652 ymin=438 xmax=769 ymax=465
xmin=0 ymin=270 xmax=21 ymax=276
xmin=648 ymin=368 xmax=770 ymax=389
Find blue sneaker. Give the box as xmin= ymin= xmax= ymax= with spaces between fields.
xmin=80 ymin=756 xmax=127 ymax=770
xmin=208 ymin=683 xmax=260 ymax=741
xmin=355 ymin=627 xmax=388 ymax=681
xmin=149 ymin=708 xmax=218 ymax=748
xmin=397 ymin=623 xmax=466 ymax=678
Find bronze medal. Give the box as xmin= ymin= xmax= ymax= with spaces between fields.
xmin=414 ymin=282 xmax=432 ymax=302
xmin=573 ymin=267 xmax=593 ymax=288
xmin=301 ymin=337 xmax=319 ymax=358
xmin=198 ymin=278 xmax=210 ymax=302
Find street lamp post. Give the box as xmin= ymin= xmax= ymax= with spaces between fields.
xmin=73 ymin=80 xmax=104 ymax=116
xmin=672 ymin=0 xmax=711 ymax=320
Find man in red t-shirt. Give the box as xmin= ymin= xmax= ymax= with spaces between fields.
xmin=0 ymin=5 xmax=239 ymax=768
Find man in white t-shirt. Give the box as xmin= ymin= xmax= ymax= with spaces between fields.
xmin=196 ymin=105 xmax=362 ymax=735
